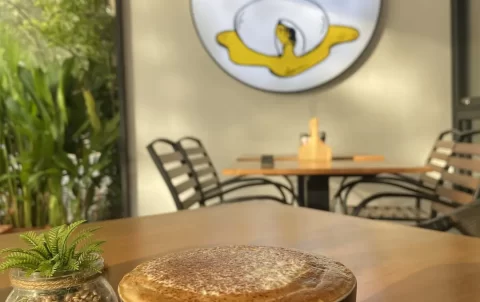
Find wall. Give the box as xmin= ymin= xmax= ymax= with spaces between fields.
xmin=123 ymin=0 xmax=452 ymax=216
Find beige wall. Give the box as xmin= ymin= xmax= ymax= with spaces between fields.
xmin=123 ymin=0 xmax=452 ymax=216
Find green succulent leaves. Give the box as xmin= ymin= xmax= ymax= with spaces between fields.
xmin=0 ymin=220 xmax=104 ymax=277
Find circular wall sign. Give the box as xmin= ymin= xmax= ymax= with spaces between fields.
xmin=191 ymin=0 xmax=382 ymax=93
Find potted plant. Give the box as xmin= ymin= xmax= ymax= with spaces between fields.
xmin=0 ymin=220 xmax=117 ymax=302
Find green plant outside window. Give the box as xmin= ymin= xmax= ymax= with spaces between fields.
xmin=0 ymin=0 xmax=122 ymax=228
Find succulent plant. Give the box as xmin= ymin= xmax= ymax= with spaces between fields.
xmin=0 ymin=220 xmax=104 ymax=277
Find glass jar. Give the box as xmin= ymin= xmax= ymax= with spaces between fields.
xmin=6 ymin=259 xmax=117 ymax=302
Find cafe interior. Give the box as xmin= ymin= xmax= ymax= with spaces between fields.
xmin=1 ymin=0 xmax=480 ymax=301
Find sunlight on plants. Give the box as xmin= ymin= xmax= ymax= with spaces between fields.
xmin=0 ymin=0 xmax=122 ymax=228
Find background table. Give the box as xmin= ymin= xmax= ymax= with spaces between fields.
xmin=237 ymin=154 xmax=385 ymax=162
xmin=1 ymin=202 xmax=480 ymax=302
xmin=223 ymin=161 xmax=431 ymax=210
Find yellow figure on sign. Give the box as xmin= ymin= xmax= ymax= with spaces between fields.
xmin=217 ymin=22 xmax=359 ymax=77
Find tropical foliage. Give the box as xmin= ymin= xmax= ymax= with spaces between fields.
xmin=0 ymin=0 xmax=122 ymax=228
xmin=0 ymin=221 xmax=104 ymax=277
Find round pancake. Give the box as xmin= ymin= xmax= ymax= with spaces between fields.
xmin=119 ymin=246 xmax=356 ymax=302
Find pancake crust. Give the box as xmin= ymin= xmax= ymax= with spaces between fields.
xmin=119 ymin=246 xmax=356 ymax=302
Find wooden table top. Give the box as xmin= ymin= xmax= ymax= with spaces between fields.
xmin=223 ymin=160 xmax=431 ymax=176
xmin=1 ymin=202 xmax=480 ymax=301
xmin=238 ymin=154 xmax=385 ymax=162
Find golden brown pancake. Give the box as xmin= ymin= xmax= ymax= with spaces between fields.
xmin=118 ymin=246 xmax=356 ymax=302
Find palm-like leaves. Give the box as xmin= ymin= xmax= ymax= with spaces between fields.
xmin=0 ymin=220 xmax=104 ymax=277
xmin=0 ymin=56 xmax=120 ymax=227
xmin=0 ymin=0 xmax=122 ymax=228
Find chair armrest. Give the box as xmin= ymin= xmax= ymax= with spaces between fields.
xmin=334 ymin=177 xmax=435 ymax=214
xmin=221 ymin=176 xmax=246 ymax=185
xmin=221 ymin=176 xmax=295 ymax=193
xmin=335 ymin=176 xmax=432 ymax=200
xmin=204 ymin=181 xmax=291 ymax=204
xmin=352 ymin=192 xmax=458 ymax=216
xmin=217 ymin=177 xmax=298 ymax=202
xmin=458 ymin=130 xmax=479 ymax=141
xmin=223 ymin=195 xmax=288 ymax=204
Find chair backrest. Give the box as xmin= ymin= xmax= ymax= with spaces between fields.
xmin=146 ymin=138 xmax=203 ymax=210
xmin=419 ymin=130 xmax=460 ymax=189
xmin=177 ymin=137 xmax=224 ymax=202
xmin=432 ymin=140 xmax=480 ymax=213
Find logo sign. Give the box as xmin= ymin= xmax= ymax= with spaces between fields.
xmin=191 ymin=0 xmax=382 ymax=92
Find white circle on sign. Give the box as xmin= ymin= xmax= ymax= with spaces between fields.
xmin=235 ymin=0 xmax=329 ymax=57
xmin=191 ymin=0 xmax=382 ymax=93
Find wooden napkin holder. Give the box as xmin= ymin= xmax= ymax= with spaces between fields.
xmin=298 ymin=118 xmax=332 ymax=161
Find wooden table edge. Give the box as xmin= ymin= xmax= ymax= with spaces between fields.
xmin=222 ymin=166 xmax=432 ymax=176
xmin=3 ymin=201 xmax=480 ymax=302
xmin=237 ymin=154 xmax=386 ymax=162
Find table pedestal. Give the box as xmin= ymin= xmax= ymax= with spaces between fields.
xmin=306 ymin=176 xmax=330 ymax=210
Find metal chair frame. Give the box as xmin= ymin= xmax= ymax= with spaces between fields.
xmin=418 ymin=201 xmax=480 ymax=236
xmin=349 ymin=130 xmax=480 ymax=235
xmin=147 ymin=137 xmax=297 ymax=211
xmin=332 ymin=129 xmax=462 ymax=216
xmin=146 ymin=138 xmax=202 ymax=210
xmin=177 ymin=137 xmax=297 ymax=206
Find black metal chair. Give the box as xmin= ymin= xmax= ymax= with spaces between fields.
xmin=177 ymin=137 xmax=297 ymax=206
xmin=418 ymin=202 xmax=480 ymax=237
xmin=459 ymin=130 xmax=480 ymax=142
xmin=351 ymin=138 xmax=480 ymax=232
xmin=147 ymin=138 xmax=294 ymax=211
xmin=332 ymin=129 xmax=461 ymax=219
xmin=146 ymin=138 xmax=205 ymax=210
